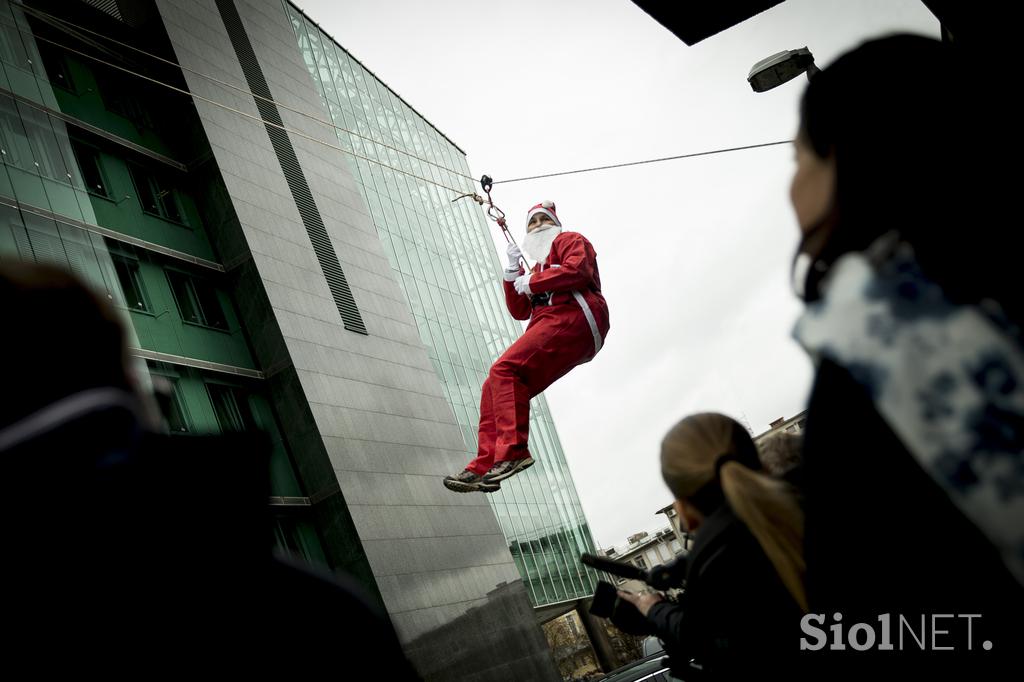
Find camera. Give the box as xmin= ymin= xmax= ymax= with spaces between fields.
xmin=580 ymin=552 xmax=687 ymax=591
xmin=583 ymin=553 xmax=688 ymax=636
xmin=589 ymin=580 xmax=655 ymax=635
xmin=589 ymin=579 xmax=621 ymax=619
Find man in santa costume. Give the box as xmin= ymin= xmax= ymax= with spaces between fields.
xmin=444 ymin=201 xmax=609 ymax=493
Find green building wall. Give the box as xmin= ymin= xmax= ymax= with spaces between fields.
xmin=0 ymin=0 xmax=326 ymax=568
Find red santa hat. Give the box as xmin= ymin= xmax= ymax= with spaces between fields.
xmin=526 ymin=200 xmax=561 ymax=228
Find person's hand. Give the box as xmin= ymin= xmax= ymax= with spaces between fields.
xmin=514 ymin=274 xmax=532 ymax=296
xmin=506 ymin=243 xmax=523 ymax=268
xmin=617 ymin=588 xmax=664 ymax=617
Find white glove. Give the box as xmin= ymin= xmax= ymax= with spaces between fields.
xmin=506 ymin=243 xmax=523 ymax=269
xmin=513 ymin=274 xmax=533 ymax=296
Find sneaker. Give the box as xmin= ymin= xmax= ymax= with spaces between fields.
xmin=443 ymin=469 xmax=500 ymax=493
xmin=482 ymin=457 xmax=535 ymax=483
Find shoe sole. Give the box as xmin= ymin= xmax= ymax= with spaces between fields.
xmin=482 ymin=457 xmax=535 ymax=483
xmin=443 ymin=479 xmax=500 ymax=494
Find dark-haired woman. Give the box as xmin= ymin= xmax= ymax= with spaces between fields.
xmin=789 ymin=34 xmax=1023 ymax=675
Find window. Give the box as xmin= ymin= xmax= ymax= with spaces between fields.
xmin=100 ymin=70 xmax=154 ymax=129
xmin=16 ymin=212 xmax=65 ymax=265
xmin=166 ymin=269 xmax=228 ymax=330
xmin=164 ymin=384 xmax=190 ymax=433
xmin=108 ymin=94 xmax=153 ymax=130
xmin=0 ymin=95 xmax=72 ymax=181
xmin=272 ymin=516 xmax=327 ymax=566
xmin=113 ymin=256 xmax=149 ymax=311
xmin=36 ymin=42 xmax=75 ymax=92
xmin=634 ymin=556 xmax=647 ymax=569
xmin=0 ymin=21 xmax=29 ymax=68
xmin=149 ymin=373 xmax=190 ymax=434
xmin=207 ymin=383 xmax=256 ymax=433
xmin=273 ymin=516 xmax=308 ymax=560
xmin=566 ymin=614 xmax=579 ymax=637
xmin=70 ymin=140 xmax=109 ymax=197
xmin=130 ymin=165 xmax=185 ymax=224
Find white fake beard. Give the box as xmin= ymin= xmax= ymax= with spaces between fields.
xmin=521 ymin=225 xmax=561 ymax=263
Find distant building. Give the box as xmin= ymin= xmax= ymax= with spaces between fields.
xmin=602 ymin=526 xmax=686 ymax=592
xmin=754 ymin=411 xmax=806 ymax=477
xmin=654 ymin=504 xmax=693 ymax=554
xmin=755 ymin=411 xmax=807 ymax=441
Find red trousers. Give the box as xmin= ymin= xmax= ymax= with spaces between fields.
xmin=466 ymin=301 xmax=608 ymax=475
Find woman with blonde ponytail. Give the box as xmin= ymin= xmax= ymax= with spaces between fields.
xmin=617 ymin=413 xmax=805 ymax=680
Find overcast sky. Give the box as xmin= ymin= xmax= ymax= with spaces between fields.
xmin=295 ymin=0 xmax=939 ymax=550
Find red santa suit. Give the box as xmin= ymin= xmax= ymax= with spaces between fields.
xmin=465 ymin=204 xmax=609 ymax=476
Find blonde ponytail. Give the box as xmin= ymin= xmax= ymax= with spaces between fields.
xmin=661 ymin=413 xmax=807 ymax=611
xmin=720 ymin=461 xmax=807 ymax=611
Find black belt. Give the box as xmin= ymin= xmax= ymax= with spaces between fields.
xmin=530 ymin=292 xmax=552 ymax=307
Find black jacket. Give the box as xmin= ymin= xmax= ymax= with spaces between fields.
xmin=4 ymin=404 xmax=420 ymax=677
xmin=645 ymin=503 xmax=803 ymax=680
xmin=800 ymin=359 xmax=1024 ymax=677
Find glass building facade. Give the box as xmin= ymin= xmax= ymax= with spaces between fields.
xmin=285 ymin=1 xmax=602 ymax=607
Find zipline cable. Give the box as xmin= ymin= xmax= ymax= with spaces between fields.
xmin=490 ymin=140 xmax=793 ymax=185
xmin=6 ymin=18 xmax=799 ymax=216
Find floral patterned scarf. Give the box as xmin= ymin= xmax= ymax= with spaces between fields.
xmin=794 ymin=234 xmax=1024 ymax=585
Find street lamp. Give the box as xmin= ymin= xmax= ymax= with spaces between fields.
xmin=747 ymin=47 xmax=819 ymax=92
